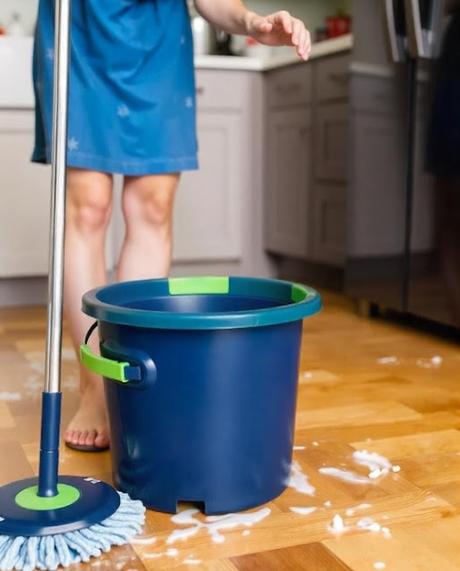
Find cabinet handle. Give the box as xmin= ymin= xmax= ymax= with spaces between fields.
xmin=196 ymin=86 xmax=205 ymax=95
xmin=276 ymin=82 xmax=303 ymax=94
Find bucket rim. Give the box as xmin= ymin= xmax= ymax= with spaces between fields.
xmin=82 ymin=276 xmax=322 ymax=330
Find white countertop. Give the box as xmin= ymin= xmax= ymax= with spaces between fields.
xmin=195 ymin=34 xmax=353 ymax=71
xmin=0 ymin=34 xmax=353 ymax=108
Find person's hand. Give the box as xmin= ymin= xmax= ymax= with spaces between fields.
xmin=245 ymin=10 xmax=311 ymax=60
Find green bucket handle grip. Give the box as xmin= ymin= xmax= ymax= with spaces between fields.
xmin=80 ymin=344 xmax=131 ymax=384
xmin=80 ymin=322 xmax=135 ymax=384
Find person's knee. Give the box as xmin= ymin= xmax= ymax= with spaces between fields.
xmin=66 ymin=170 xmax=113 ymax=235
xmin=123 ymin=175 xmax=178 ymax=230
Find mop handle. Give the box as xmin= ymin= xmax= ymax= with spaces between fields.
xmin=38 ymin=0 xmax=71 ymax=498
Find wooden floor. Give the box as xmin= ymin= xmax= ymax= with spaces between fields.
xmin=0 ymin=293 xmax=459 ymax=570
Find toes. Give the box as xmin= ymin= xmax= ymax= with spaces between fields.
xmin=84 ymin=430 xmax=97 ymax=447
xmin=77 ymin=430 xmax=89 ymax=446
xmin=95 ymin=432 xmax=110 ymax=449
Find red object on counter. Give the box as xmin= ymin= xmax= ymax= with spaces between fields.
xmin=325 ymin=15 xmax=351 ymax=38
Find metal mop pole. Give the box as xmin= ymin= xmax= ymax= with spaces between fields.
xmin=38 ymin=0 xmax=71 ymax=498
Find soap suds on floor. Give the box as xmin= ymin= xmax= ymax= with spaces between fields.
xmin=323 ymin=500 xmax=332 ymax=507
xmin=131 ymin=536 xmax=157 ymax=546
xmin=168 ymin=506 xmax=271 ymax=545
xmin=374 ymin=562 xmax=386 ymax=570
xmin=143 ymin=553 xmax=162 ymax=559
xmin=166 ymin=548 xmax=179 ymax=557
xmin=242 ymin=530 xmax=251 ymax=536
xmin=312 ymin=441 xmax=319 ymax=447
xmin=352 ymin=450 xmax=397 ymax=480
xmin=0 ymin=391 xmax=21 ymax=401
xmin=287 ymin=461 xmax=316 ymax=496
xmin=319 ymin=467 xmax=372 ymax=485
xmin=346 ymin=502 xmax=372 ymax=516
xmin=326 ymin=514 xmax=391 ymax=540
xmin=293 ymin=445 xmax=306 ymax=451
xmin=183 ymin=556 xmax=202 ymax=565
xmin=289 ymin=506 xmax=317 ymax=515
xmin=377 ymin=356 xmax=399 ymax=365
xmin=327 ymin=514 xmax=347 ymax=535
xmin=356 ymin=517 xmax=391 ymax=538
xmin=416 ymin=355 xmax=442 ymax=368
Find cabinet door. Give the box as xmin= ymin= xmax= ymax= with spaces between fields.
xmin=173 ymin=112 xmax=242 ymax=261
xmin=0 ymin=111 xmax=50 ymax=277
xmin=315 ymin=103 xmax=349 ymax=182
xmin=313 ymin=184 xmax=346 ymax=266
xmin=265 ymin=108 xmax=311 ymax=258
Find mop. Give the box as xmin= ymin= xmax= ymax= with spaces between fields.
xmin=0 ymin=1 xmax=145 ymax=569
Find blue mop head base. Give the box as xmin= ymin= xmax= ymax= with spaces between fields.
xmin=0 ymin=476 xmax=145 ymax=571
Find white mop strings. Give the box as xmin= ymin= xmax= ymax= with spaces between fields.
xmin=0 ymin=492 xmax=145 ymax=571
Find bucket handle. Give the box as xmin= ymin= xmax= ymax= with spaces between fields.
xmin=79 ymin=322 xmax=142 ymax=384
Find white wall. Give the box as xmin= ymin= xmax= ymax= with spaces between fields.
xmin=0 ymin=0 xmax=350 ymax=38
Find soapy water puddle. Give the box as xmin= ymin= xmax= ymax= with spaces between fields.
xmin=166 ymin=506 xmax=272 ymax=546
xmin=320 ymin=450 xmax=401 ymax=485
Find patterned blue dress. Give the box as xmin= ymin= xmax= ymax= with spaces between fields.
xmin=32 ymin=0 xmax=198 ymax=175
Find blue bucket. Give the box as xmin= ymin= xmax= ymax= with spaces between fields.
xmin=81 ymin=276 xmax=321 ymax=514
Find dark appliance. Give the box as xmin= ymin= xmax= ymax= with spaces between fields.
xmin=346 ymin=0 xmax=460 ymax=328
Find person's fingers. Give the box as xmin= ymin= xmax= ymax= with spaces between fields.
xmin=296 ymin=26 xmax=307 ymax=55
xmin=303 ymin=28 xmax=312 ymax=60
xmin=292 ymin=18 xmax=303 ymax=47
xmin=271 ymin=11 xmax=293 ymax=35
xmin=250 ymin=15 xmax=272 ymax=34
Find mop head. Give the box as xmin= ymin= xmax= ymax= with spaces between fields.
xmin=0 ymin=492 xmax=145 ymax=571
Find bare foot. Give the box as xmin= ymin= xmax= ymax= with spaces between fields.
xmin=64 ymin=382 xmax=110 ymax=450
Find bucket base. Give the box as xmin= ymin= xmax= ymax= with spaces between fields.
xmin=0 ymin=476 xmax=120 ymax=536
xmin=118 ymin=481 xmax=288 ymax=515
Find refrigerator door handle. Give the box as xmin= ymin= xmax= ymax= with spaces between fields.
xmin=405 ymin=0 xmax=444 ymax=59
xmin=383 ymin=0 xmax=407 ymax=62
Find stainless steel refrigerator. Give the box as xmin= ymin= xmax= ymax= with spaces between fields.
xmin=345 ymin=0 xmax=460 ymax=328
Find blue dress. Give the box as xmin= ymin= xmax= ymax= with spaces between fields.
xmin=32 ymin=0 xmax=198 ymax=175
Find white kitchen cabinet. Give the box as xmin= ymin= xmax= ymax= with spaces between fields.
xmin=0 ymin=110 xmax=50 ymax=277
xmin=173 ymin=111 xmax=242 ymax=261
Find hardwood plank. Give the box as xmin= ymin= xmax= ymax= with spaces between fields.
xmin=296 ymin=401 xmax=421 ymax=430
xmin=324 ymin=515 xmax=460 ymax=571
xmin=232 ymin=543 xmax=352 ymax=570
xmin=351 ymin=429 xmax=460 ymax=459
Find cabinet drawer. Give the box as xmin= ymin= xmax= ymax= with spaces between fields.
xmin=267 ymin=65 xmax=311 ymax=108
xmin=315 ymin=103 xmax=349 ymax=182
xmin=314 ymin=55 xmax=351 ymax=102
xmin=195 ymin=70 xmax=248 ymax=111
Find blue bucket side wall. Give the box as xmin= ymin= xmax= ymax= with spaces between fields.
xmin=99 ymin=320 xmax=303 ymax=514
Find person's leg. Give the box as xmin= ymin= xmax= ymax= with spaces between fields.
xmin=63 ymin=168 xmax=113 ymax=449
xmin=117 ymin=174 xmax=179 ymax=281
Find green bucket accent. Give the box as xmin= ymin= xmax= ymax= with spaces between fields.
xmin=168 ymin=276 xmax=230 ymax=296
xmin=291 ymin=283 xmax=311 ymax=303
xmin=15 ymin=484 xmax=80 ymax=511
xmin=80 ymin=344 xmax=129 ymax=383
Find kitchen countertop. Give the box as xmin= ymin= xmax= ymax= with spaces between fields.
xmin=195 ymin=34 xmax=353 ymax=71
xmin=0 ymin=34 xmax=353 ymax=108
